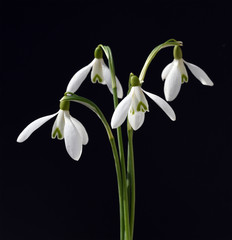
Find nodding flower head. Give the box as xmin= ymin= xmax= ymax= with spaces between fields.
xmin=17 ymin=100 xmax=88 ymax=161
xmin=66 ymin=46 xmax=123 ymax=98
xmin=111 ymin=74 xmax=176 ymax=131
xmin=161 ymin=46 xmax=214 ymax=101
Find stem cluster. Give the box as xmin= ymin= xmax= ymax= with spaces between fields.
xmin=61 ymin=39 xmax=182 ymax=240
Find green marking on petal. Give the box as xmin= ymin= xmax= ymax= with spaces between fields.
xmin=52 ymin=128 xmax=62 ymax=139
xmin=130 ymin=107 xmax=135 ymax=115
xmin=182 ymin=74 xmax=188 ymax=83
xmin=137 ymin=101 xmax=147 ymax=112
xmin=92 ymin=74 xmax=103 ymax=83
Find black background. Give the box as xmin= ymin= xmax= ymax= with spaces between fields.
xmin=1 ymin=1 xmax=231 ymax=240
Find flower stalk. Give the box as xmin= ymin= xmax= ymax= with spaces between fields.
xmin=99 ymin=45 xmax=131 ymax=240
xmin=61 ymin=93 xmax=126 ymax=239
xmin=139 ymin=39 xmax=183 ymax=82
xmin=127 ymin=122 xmax=135 ymax=239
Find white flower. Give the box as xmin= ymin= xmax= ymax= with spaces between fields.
xmin=161 ymin=46 xmax=214 ymax=101
xmin=17 ymin=109 xmax=88 ymax=161
xmin=66 ymin=58 xmax=123 ymax=98
xmin=111 ymin=85 xmax=176 ymax=131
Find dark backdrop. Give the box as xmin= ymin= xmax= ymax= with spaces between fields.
xmin=1 ymin=1 xmax=231 ymax=240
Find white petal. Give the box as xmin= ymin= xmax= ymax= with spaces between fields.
xmin=111 ymin=89 xmax=133 ymax=128
xmin=91 ymin=58 xmax=104 ymax=84
xmin=128 ymin=110 xmax=145 ymax=131
xmin=51 ymin=110 xmax=65 ymax=140
xmin=116 ymin=76 xmax=123 ymax=98
xmin=66 ymin=59 xmax=95 ymax=93
xmin=17 ymin=112 xmax=59 ymax=143
xmin=64 ymin=111 xmax=82 ymax=161
xmin=161 ymin=61 xmax=174 ymax=80
xmin=184 ymin=60 xmax=214 ymax=86
xmin=70 ymin=116 xmax=89 ymax=145
xmin=143 ymin=90 xmax=176 ymax=121
xmin=101 ymin=60 xmax=124 ymax=98
xmin=164 ymin=61 xmax=182 ymax=101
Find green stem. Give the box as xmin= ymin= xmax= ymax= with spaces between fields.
xmin=61 ymin=94 xmax=124 ymax=240
xmin=127 ymin=122 xmax=135 ymax=240
xmin=139 ymin=39 xmax=183 ymax=82
xmin=100 ymin=45 xmax=131 ymax=240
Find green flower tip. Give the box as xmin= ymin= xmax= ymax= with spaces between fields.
xmin=60 ymin=100 xmax=70 ymax=110
xmin=130 ymin=73 xmax=141 ymax=87
xmin=173 ymin=45 xmax=183 ymax=59
xmin=94 ymin=46 xmax=103 ymax=59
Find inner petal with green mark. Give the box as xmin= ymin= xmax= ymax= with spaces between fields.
xmin=182 ymin=74 xmax=188 ymax=83
xmin=137 ymin=101 xmax=148 ymax=112
xmin=52 ymin=128 xmax=63 ymax=139
xmin=92 ymin=74 xmax=103 ymax=83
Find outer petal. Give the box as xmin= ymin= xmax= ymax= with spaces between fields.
xmin=70 ymin=116 xmax=89 ymax=145
xmin=184 ymin=60 xmax=214 ymax=86
xmin=66 ymin=59 xmax=95 ymax=93
xmin=63 ymin=111 xmax=82 ymax=161
xmin=17 ymin=112 xmax=59 ymax=143
xmin=164 ymin=60 xmax=182 ymax=101
xmin=161 ymin=61 xmax=174 ymax=80
xmin=101 ymin=60 xmax=123 ymax=98
xmin=128 ymin=110 xmax=145 ymax=131
xmin=111 ymin=89 xmax=133 ymax=128
xmin=143 ymin=89 xmax=176 ymax=121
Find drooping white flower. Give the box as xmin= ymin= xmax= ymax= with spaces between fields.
xmin=66 ymin=46 xmax=123 ymax=98
xmin=111 ymin=75 xmax=176 ymax=131
xmin=17 ymin=101 xmax=88 ymax=161
xmin=161 ymin=46 xmax=214 ymax=101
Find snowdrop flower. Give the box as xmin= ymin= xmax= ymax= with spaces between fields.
xmin=66 ymin=46 xmax=123 ymax=98
xmin=111 ymin=74 xmax=176 ymax=131
xmin=162 ymin=46 xmax=214 ymax=101
xmin=17 ymin=101 xmax=88 ymax=161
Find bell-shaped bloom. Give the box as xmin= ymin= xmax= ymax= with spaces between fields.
xmin=162 ymin=46 xmax=214 ymax=101
xmin=66 ymin=58 xmax=123 ymax=98
xmin=111 ymin=86 xmax=176 ymax=131
xmin=17 ymin=110 xmax=88 ymax=161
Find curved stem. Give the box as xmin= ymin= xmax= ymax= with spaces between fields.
xmin=61 ymin=94 xmax=124 ymax=239
xmin=139 ymin=39 xmax=183 ymax=82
